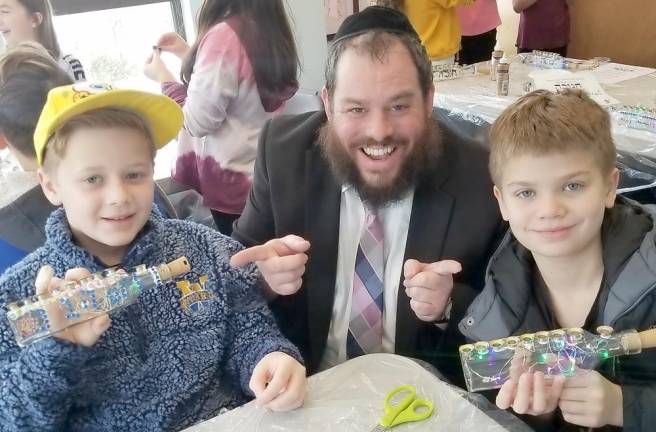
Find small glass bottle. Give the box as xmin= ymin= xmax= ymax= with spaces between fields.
xmin=6 ymin=257 xmax=191 ymax=347
xmin=490 ymin=43 xmax=504 ymax=81
xmin=496 ymin=57 xmax=510 ymax=96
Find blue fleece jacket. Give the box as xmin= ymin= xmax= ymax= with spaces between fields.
xmin=0 ymin=208 xmax=301 ymax=431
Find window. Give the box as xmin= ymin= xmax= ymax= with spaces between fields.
xmin=51 ymin=0 xmax=185 ymax=35
xmin=52 ymin=1 xmax=184 ymax=93
xmin=51 ymin=1 xmax=188 ymax=179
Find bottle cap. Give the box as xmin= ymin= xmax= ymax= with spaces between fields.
xmin=159 ymin=257 xmax=191 ymax=281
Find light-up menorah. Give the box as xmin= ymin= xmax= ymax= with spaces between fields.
xmin=459 ymin=326 xmax=656 ymax=392
xmin=5 ymin=257 xmax=191 ymax=347
xmin=610 ymin=105 xmax=656 ymax=134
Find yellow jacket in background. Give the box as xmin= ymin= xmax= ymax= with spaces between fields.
xmin=403 ymin=0 xmax=475 ymax=60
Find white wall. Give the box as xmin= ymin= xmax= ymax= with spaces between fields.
xmin=286 ymin=0 xmax=327 ymax=91
xmin=187 ymin=0 xmax=202 ymax=21
xmin=497 ymin=0 xmax=519 ymax=56
xmin=182 ymin=0 xmax=200 ymax=41
xmin=185 ymin=0 xmax=327 ymax=91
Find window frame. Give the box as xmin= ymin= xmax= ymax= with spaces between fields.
xmin=51 ymin=0 xmax=186 ymax=40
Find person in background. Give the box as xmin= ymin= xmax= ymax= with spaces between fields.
xmin=0 ymin=42 xmax=176 ymax=275
xmin=400 ymin=0 xmax=475 ymax=64
xmin=0 ymin=84 xmax=306 ymax=430
xmin=513 ymin=0 xmax=569 ymax=57
xmin=0 ymin=0 xmax=86 ymax=81
xmin=230 ymin=6 xmax=504 ymax=386
xmin=456 ymin=0 xmax=501 ymax=65
xmin=0 ymin=42 xmax=70 ymax=273
xmin=143 ymin=0 xmax=300 ymax=236
xmin=460 ymin=90 xmax=656 ymax=431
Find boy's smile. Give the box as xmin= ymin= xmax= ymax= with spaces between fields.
xmin=531 ymin=224 xmax=576 ymax=240
xmin=494 ymin=150 xmax=619 ymax=260
xmin=103 ymin=214 xmax=135 ymax=222
xmin=39 ymin=127 xmax=155 ymax=265
xmin=101 ymin=213 xmax=138 ymax=226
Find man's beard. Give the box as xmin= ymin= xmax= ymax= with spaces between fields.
xmin=318 ymin=116 xmax=442 ymax=209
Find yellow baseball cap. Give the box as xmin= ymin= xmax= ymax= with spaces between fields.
xmin=33 ymin=82 xmax=184 ymax=165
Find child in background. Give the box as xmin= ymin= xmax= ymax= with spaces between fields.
xmin=456 ymin=0 xmax=501 ymax=65
xmin=143 ymin=0 xmax=299 ymax=235
xmin=0 ymin=0 xmax=85 ymax=81
xmin=0 ymin=42 xmax=71 ymax=272
xmin=401 ymin=0 xmax=475 ymax=64
xmin=460 ymin=90 xmax=656 ymax=431
xmin=0 ymin=83 xmax=306 ymax=431
xmin=0 ymin=43 xmax=175 ymax=274
xmin=513 ymin=0 xmax=569 ymax=57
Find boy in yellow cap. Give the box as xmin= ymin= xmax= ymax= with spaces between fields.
xmin=0 ymin=83 xmax=306 ymax=431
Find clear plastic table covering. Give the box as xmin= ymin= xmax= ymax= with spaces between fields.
xmin=182 ymin=353 xmax=532 ymax=432
xmin=433 ymin=58 xmax=656 ymax=159
xmin=433 ymin=59 xmax=656 ymax=194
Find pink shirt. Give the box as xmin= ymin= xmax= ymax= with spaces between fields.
xmin=456 ymin=0 xmax=501 ymax=36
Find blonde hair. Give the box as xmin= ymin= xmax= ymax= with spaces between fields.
xmin=489 ymin=89 xmax=616 ymax=185
xmin=42 ymin=107 xmax=156 ymax=172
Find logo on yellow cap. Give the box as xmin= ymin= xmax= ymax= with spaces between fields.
xmin=33 ymin=82 xmax=184 ymax=166
xmin=71 ymin=82 xmax=113 ymax=102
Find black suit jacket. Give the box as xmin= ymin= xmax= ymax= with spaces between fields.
xmin=233 ymin=111 xmax=504 ymax=385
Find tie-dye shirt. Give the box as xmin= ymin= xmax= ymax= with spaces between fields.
xmin=163 ymin=20 xmax=289 ymax=214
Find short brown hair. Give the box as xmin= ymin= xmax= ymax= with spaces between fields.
xmin=42 ymin=107 xmax=156 ymax=172
xmin=0 ymin=42 xmax=72 ymax=158
xmin=489 ymin=89 xmax=616 ymax=185
xmin=325 ymin=30 xmax=432 ymax=100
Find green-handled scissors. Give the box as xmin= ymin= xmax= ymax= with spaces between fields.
xmin=371 ymin=384 xmax=434 ymax=431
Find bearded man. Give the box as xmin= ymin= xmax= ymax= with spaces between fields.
xmin=231 ymin=6 xmax=504 ymax=386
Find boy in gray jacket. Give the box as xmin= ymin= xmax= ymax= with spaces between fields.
xmin=460 ymin=89 xmax=655 ymax=431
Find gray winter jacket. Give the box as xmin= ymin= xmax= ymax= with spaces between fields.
xmin=460 ymin=197 xmax=656 ymax=432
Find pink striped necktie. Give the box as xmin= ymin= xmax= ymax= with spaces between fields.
xmin=347 ymin=211 xmax=384 ymax=358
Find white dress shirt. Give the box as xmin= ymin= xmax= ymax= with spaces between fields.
xmin=319 ymin=185 xmax=414 ymax=370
